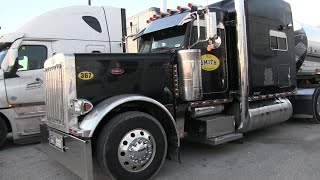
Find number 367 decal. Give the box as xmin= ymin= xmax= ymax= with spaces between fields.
xmin=78 ymin=71 xmax=94 ymax=80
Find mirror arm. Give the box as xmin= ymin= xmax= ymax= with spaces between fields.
xmin=188 ymin=12 xmax=203 ymax=49
xmin=196 ymin=13 xmax=201 ymax=42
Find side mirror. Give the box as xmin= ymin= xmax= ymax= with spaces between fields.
xmin=205 ymin=11 xmax=217 ymax=40
xmin=189 ymin=9 xmax=217 ymax=49
xmin=1 ymin=39 xmax=22 ymax=72
xmin=1 ymin=48 xmax=18 ymax=72
xmin=17 ymin=56 xmax=29 ymax=71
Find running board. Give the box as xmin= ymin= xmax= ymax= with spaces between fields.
xmin=205 ymin=133 xmax=243 ymax=145
xmin=187 ymin=133 xmax=243 ymax=146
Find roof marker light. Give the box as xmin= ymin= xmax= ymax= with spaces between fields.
xmin=177 ymin=6 xmax=189 ymax=12
xmin=158 ymin=12 xmax=169 ymax=17
xmin=188 ymin=3 xmax=199 ymax=10
xmin=167 ymin=9 xmax=179 ymax=15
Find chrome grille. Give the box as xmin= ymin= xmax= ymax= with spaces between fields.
xmin=44 ymin=64 xmax=66 ymax=130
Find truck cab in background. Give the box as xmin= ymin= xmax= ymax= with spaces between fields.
xmin=0 ymin=5 xmax=126 ymax=147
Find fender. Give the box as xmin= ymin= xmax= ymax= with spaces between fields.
xmin=79 ymin=94 xmax=180 ymax=146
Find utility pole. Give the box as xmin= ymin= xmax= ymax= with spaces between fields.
xmin=88 ymin=0 xmax=91 ymax=6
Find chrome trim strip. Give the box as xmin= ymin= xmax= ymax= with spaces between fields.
xmin=235 ymin=0 xmax=250 ymax=132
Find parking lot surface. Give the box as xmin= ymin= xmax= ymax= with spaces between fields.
xmin=1 ymin=120 xmax=320 ymax=180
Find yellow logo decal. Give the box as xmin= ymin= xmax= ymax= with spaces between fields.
xmin=201 ymin=54 xmax=220 ymax=71
xmin=78 ymin=71 xmax=94 ymax=80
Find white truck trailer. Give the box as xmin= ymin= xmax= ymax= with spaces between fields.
xmin=0 ymin=5 xmax=126 ymax=147
xmin=126 ymin=7 xmax=160 ymax=53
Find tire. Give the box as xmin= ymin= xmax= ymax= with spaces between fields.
xmin=311 ymin=87 xmax=320 ymax=123
xmin=96 ymin=111 xmax=167 ymax=180
xmin=0 ymin=117 xmax=8 ymax=148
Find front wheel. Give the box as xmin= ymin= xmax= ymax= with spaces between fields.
xmin=0 ymin=117 xmax=8 ymax=148
xmin=96 ymin=111 xmax=167 ymax=180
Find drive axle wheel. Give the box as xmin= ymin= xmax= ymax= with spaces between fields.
xmin=311 ymin=87 xmax=320 ymax=123
xmin=96 ymin=111 xmax=167 ymax=180
xmin=0 ymin=117 xmax=8 ymax=148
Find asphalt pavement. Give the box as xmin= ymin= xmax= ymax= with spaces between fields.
xmin=1 ymin=120 xmax=320 ymax=180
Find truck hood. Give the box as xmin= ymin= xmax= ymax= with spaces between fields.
xmin=0 ymin=33 xmax=24 ymax=43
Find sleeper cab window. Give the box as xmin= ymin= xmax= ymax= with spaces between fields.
xmin=82 ymin=16 xmax=102 ymax=33
xmin=269 ymin=30 xmax=287 ymax=51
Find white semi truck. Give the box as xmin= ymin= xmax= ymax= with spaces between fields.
xmin=0 ymin=5 xmax=126 ymax=147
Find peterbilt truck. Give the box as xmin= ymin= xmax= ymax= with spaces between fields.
xmin=40 ymin=0 xmax=317 ymax=179
xmin=0 ymin=5 xmax=126 ymax=147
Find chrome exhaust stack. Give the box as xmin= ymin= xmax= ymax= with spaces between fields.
xmin=234 ymin=0 xmax=250 ymax=132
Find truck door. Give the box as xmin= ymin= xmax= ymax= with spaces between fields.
xmin=5 ymin=41 xmax=52 ymax=106
xmin=189 ymin=22 xmax=228 ymax=97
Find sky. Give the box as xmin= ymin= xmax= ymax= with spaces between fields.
xmin=0 ymin=0 xmax=319 ymax=36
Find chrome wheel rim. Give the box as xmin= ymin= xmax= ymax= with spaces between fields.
xmin=118 ymin=129 xmax=156 ymax=172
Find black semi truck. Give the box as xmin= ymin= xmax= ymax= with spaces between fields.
xmin=40 ymin=0 xmax=318 ymax=179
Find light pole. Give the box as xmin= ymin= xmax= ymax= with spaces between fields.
xmin=162 ymin=0 xmax=167 ymax=11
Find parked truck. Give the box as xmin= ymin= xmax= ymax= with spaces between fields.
xmin=0 ymin=5 xmax=126 ymax=147
xmin=291 ymin=23 xmax=320 ymax=121
xmin=40 ymin=0 xmax=319 ymax=179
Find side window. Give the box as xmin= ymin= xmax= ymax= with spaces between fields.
xmin=18 ymin=45 xmax=47 ymax=71
xmin=270 ymin=30 xmax=288 ymax=51
xmin=82 ymin=16 xmax=102 ymax=33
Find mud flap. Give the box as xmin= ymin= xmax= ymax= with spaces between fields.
xmin=40 ymin=124 xmax=94 ymax=180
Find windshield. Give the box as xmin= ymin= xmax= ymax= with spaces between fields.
xmin=140 ymin=24 xmax=187 ymax=53
xmin=0 ymin=43 xmax=12 ymax=66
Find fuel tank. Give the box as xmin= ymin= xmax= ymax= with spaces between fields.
xmin=245 ymin=98 xmax=293 ymax=132
xmin=229 ymin=97 xmax=293 ymax=132
xmin=296 ymin=23 xmax=320 ymax=74
xmin=294 ymin=21 xmax=308 ymax=71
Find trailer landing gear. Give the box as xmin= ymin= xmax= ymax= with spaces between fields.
xmin=96 ymin=111 xmax=167 ymax=180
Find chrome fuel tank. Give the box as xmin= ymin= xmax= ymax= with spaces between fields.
xmin=244 ymin=98 xmax=293 ymax=132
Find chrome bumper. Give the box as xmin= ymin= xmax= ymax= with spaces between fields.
xmin=40 ymin=124 xmax=94 ymax=180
